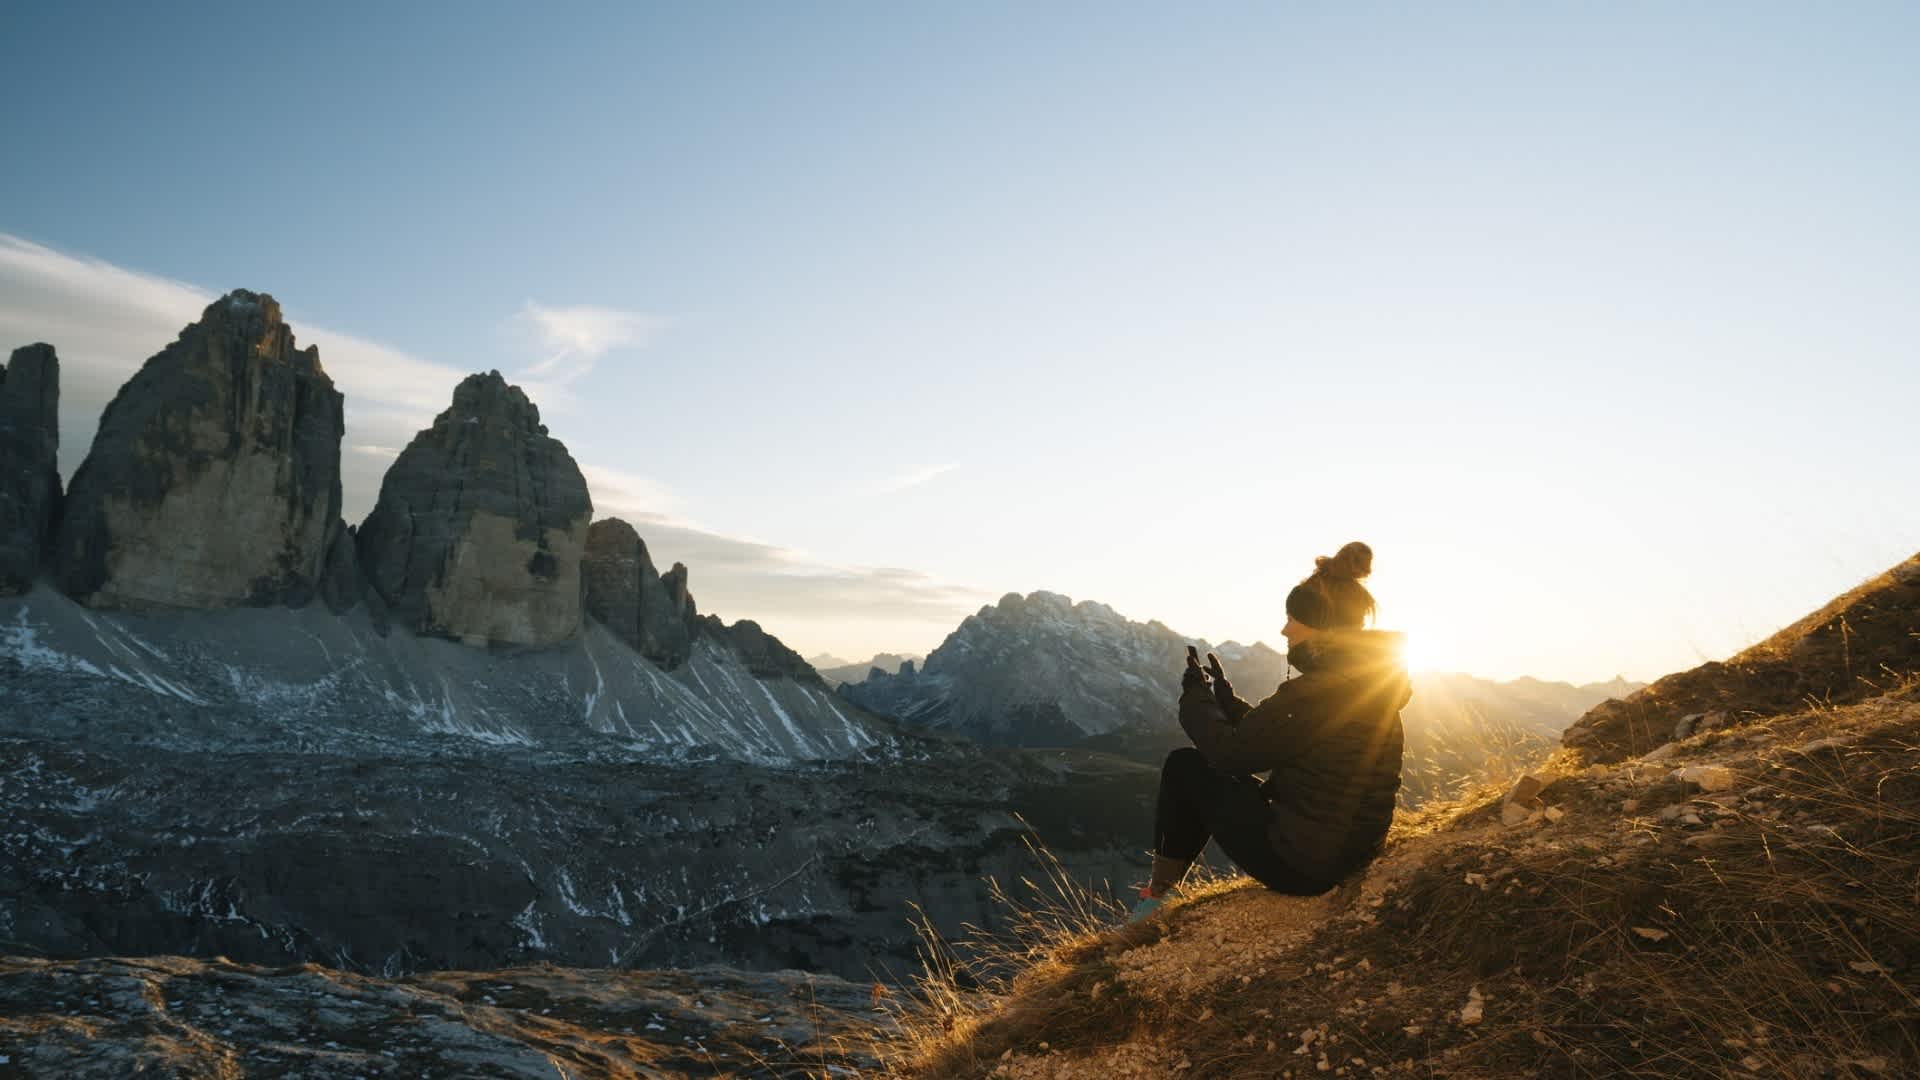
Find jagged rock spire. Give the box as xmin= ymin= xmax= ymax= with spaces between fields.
xmin=582 ymin=517 xmax=696 ymax=667
xmin=0 ymin=343 xmax=62 ymax=593
xmin=52 ymin=291 xmax=345 ymax=609
xmin=357 ymin=370 xmax=592 ymax=648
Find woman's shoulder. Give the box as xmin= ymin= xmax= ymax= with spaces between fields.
xmin=1316 ymin=628 xmax=1407 ymax=665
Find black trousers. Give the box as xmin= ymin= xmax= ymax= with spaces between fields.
xmin=1154 ymin=747 xmax=1333 ymax=896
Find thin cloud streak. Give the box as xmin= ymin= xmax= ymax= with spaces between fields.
xmin=875 ymin=462 xmax=960 ymax=494
xmin=579 ymin=462 xmax=682 ymax=521
xmin=519 ymin=301 xmax=667 ymax=385
xmin=611 ymin=509 xmax=992 ymax=625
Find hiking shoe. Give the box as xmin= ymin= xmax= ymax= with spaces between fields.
xmin=1128 ymin=893 xmax=1165 ymax=923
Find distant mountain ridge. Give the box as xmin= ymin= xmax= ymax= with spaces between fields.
xmin=842 ymin=589 xmax=1643 ymax=803
xmin=842 ymin=590 xmax=1281 ymax=746
xmin=810 ymin=651 xmax=926 ymax=688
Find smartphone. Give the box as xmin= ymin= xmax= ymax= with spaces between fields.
xmin=1186 ymin=645 xmax=1200 ymax=664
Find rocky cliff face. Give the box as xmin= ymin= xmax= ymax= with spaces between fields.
xmin=697 ymin=615 xmax=822 ymax=683
xmin=581 ymin=516 xmax=695 ymax=666
xmin=357 ymin=372 xmax=592 ymax=648
xmin=0 ymin=343 xmax=61 ymax=594
xmin=51 ymin=292 xmax=345 ymax=610
xmin=583 ymin=516 xmax=824 ymax=683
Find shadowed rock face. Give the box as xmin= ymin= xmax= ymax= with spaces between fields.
xmin=698 ymin=614 xmax=822 ymax=683
xmin=356 ymin=371 xmax=592 ymax=648
xmin=581 ymin=516 xmax=695 ymax=666
xmin=51 ymin=291 xmax=345 ymax=610
xmin=583 ymin=516 xmax=822 ymax=681
xmin=0 ymin=343 xmax=61 ymax=594
xmin=316 ymin=519 xmax=363 ymax=615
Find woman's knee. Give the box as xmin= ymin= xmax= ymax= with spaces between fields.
xmin=1162 ymin=746 xmax=1208 ymax=783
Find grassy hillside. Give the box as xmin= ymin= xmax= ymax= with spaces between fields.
xmin=867 ymin=553 xmax=1920 ymax=1078
xmin=1564 ymin=553 xmax=1920 ymax=762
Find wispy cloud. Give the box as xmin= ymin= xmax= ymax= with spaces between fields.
xmin=518 ymin=301 xmax=667 ymax=385
xmin=875 ymin=462 xmax=960 ymax=494
xmin=614 ymin=511 xmax=991 ymax=624
xmin=578 ymin=462 xmax=681 ymax=520
xmin=581 ymin=465 xmax=990 ymax=627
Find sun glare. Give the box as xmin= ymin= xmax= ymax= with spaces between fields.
xmin=1399 ymin=628 xmax=1442 ymax=674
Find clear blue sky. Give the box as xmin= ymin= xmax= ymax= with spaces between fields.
xmin=4 ymin=2 xmax=1917 ymax=681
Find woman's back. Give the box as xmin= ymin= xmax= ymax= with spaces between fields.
xmin=1261 ymin=629 xmax=1409 ymax=879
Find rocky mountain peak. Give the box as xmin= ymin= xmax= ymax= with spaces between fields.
xmin=356 ymin=371 xmax=591 ymax=648
xmin=581 ymin=516 xmax=694 ymax=667
xmin=199 ymin=290 xmax=320 ymax=373
xmin=696 ymin=614 xmax=823 ymax=683
xmin=51 ymin=293 xmax=346 ymax=610
xmin=0 ymin=343 xmax=62 ymax=594
xmin=580 ymin=516 xmax=821 ymax=681
xmin=0 ymin=341 xmax=59 ymax=410
xmin=449 ymin=369 xmax=545 ymax=433
xmin=981 ymin=590 xmax=1125 ymax=626
xmin=844 ymin=590 xmax=1279 ymax=747
xmin=587 ymin=515 xmax=643 ymax=554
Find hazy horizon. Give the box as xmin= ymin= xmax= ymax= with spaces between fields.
xmin=5 ymin=3 xmax=1917 ymax=684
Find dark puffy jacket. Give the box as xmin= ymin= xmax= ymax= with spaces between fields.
xmin=1178 ymin=630 xmax=1410 ymax=885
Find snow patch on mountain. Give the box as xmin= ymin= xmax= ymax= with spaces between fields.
xmin=0 ymin=588 xmax=882 ymax=764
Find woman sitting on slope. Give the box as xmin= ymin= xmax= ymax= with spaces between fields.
xmin=1134 ymin=542 xmax=1410 ymax=920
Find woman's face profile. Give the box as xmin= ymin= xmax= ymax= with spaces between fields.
xmin=1282 ymin=616 xmax=1315 ymax=647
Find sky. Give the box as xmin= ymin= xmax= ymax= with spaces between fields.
xmin=3 ymin=2 xmax=1917 ymax=683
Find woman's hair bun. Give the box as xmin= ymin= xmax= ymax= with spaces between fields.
xmin=1314 ymin=541 xmax=1374 ymax=581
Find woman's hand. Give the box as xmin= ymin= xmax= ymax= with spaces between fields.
xmin=1182 ymin=647 xmax=1209 ymax=690
xmin=1205 ymin=652 xmax=1238 ymax=711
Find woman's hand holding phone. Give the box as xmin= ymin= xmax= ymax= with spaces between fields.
xmin=1182 ymin=645 xmax=1207 ymax=689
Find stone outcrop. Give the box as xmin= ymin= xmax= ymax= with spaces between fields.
xmin=52 ymin=292 xmax=345 ymax=610
xmin=582 ymin=516 xmax=822 ymax=681
xmin=357 ymin=371 xmax=591 ymax=648
xmin=0 ymin=343 xmax=62 ymax=594
xmin=317 ymin=520 xmax=363 ymax=615
xmin=580 ymin=517 xmax=695 ymax=666
xmin=698 ymin=614 xmax=822 ymax=683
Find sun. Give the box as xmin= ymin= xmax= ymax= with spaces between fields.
xmin=1397 ymin=626 xmax=1446 ymax=674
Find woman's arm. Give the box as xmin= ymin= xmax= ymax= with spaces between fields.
xmin=1177 ymin=676 xmax=1319 ymax=774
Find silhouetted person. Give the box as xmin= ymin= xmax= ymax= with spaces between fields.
xmin=1133 ymin=541 xmax=1409 ymax=919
